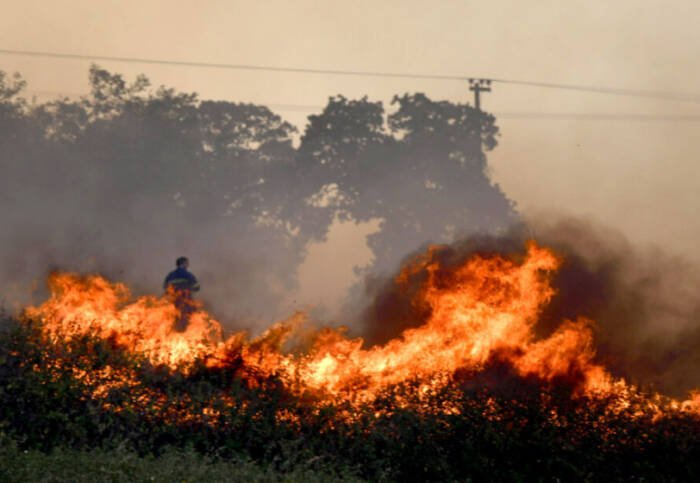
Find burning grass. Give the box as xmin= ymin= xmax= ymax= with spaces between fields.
xmin=2 ymin=242 xmax=700 ymax=480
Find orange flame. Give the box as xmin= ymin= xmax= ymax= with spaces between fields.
xmin=23 ymin=242 xmax=700 ymax=414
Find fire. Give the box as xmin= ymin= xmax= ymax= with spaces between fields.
xmin=26 ymin=273 xmax=225 ymax=368
xmin=296 ymin=242 xmax=608 ymax=400
xmin=22 ymin=242 xmax=700 ymax=416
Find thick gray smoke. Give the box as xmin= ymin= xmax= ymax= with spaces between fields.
xmin=529 ymin=216 xmax=700 ymax=397
xmin=0 ymin=183 xmax=299 ymax=327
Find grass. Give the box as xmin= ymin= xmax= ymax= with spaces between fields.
xmin=0 ymin=435 xmax=363 ymax=483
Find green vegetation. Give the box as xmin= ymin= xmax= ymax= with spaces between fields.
xmin=0 ymin=439 xmax=360 ymax=483
xmin=1 ymin=316 xmax=700 ymax=482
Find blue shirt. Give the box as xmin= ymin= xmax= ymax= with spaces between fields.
xmin=163 ymin=267 xmax=200 ymax=294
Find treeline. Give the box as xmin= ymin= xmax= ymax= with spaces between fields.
xmin=0 ymin=67 xmax=515 ymax=319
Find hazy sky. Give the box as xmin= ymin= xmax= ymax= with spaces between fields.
xmin=2 ymin=0 xmax=700 ymax=303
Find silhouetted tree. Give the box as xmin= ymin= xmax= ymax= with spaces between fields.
xmin=1 ymin=65 xmax=516 ymax=320
xmin=297 ymin=93 xmax=516 ymax=274
xmin=0 ymin=66 xmax=308 ymax=321
xmin=296 ymin=96 xmax=392 ymax=239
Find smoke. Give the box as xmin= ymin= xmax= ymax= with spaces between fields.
xmin=0 ymin=66 xmax=314 ymax=329
xmin=0 ymin=187 xmax=296 ymax=328
xmin=0 ymin=139 xmax=299 ymax=331
xmin=356 ymin=216 xmax=700 ymax=397
xmin=2 ymin=73 xmax=520 ymax=335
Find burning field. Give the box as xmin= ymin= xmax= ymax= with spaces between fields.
xmin=3 ymin=240 xmax=700 ymax=480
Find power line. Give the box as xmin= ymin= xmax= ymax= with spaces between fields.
xmin=496 ymin=112 xmax=700 ymax=122
xmin=4 ymin=48 xmax=700 ymax=104
xmin=0 ymin=48 xmax=478 ymax=80
xmin=22 ymin=91 xmax=700 ymax=121
xmin=494 ymin=80 xmax=700 ymax=103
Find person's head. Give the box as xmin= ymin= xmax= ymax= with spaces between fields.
xmin=176 ymin=256 xmax=189 ymax=269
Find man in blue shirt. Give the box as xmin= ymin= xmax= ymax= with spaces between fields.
xmin=163 ymin=256 xmax=200 ymax=331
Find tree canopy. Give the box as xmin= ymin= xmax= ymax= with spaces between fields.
xmin=1 ymin=66 xmax=516 ymax=320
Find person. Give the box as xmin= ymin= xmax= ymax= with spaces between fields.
xmin=163 ymin=256 xmax=200 ymax=331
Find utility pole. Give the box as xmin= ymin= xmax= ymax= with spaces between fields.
xmin=469 ymin=78 xmax=492 ymax=112
xmin=469 ymin=79 xmax=492 ymax=156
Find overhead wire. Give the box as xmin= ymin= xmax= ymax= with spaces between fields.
xmin=22 ymin=90 xmax=700 ymax=122
xmin=6 ymin=48 xmax=700 ymax=122
xmin=3 ymin=48 xmax=700 ymax=104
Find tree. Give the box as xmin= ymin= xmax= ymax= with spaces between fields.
xmin=1 ymin=66 xmax=517 ymax=322
xmin=0 ymin=67 xmax=310 ymax=322
xmin=297 ymin=92 xmax=516 ymax=275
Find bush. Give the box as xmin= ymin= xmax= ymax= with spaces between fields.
xmin=2 ymin=315 xmax=700 ymax=481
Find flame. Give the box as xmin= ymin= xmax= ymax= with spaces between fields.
xmin=26 ymin=274 xmax=225 ymax=368
xmin=23 ymin=242 xmax=700 ymax=417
